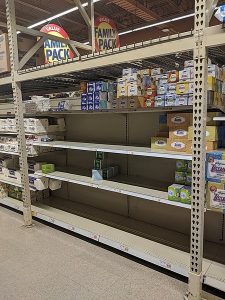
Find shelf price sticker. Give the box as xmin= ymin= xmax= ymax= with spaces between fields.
xmin=95 ymin=16 xmax=120 ymax=52
xmin=40 ymin=23 xmax=74 ymax=64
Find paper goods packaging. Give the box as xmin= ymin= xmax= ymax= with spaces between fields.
xmin=165 ymin=94 xmax=176 ymax=106
xmin=151 ymin=137 xmax=167 ymax=150
xmin=29 ymin=175 xmax=49 ymax=191
xmin=175 ymin=95 xmax=188 ymax=106
xmin=184 ymin=60 xmax=194 ymax=68
xmin=28 ymin=161 xmax=46 ymax=173
xmin=167 ymin=113 xmax=191 ymax=128
xmin=166 ymin=139 xmax=191 ymax=153
xmin=168 ymin=70 xmax=179 ymax=83
xmin=144 ymin=97 xmax=155 ymax=108
xmin=176 ymin=160 xmax=187 ymax=172
xmin=180 ymin=186 xmax=191 ymax=204
xmin=205 ymin=151 xmax=225 ymax=183
xmin=188 ymin=126 xmax=218 ymax=141
xmin=175 ymin=171 xmax=186 ymax=184
xmin=118 ymin=97 xmax=128 ymax=109
xmin=7 ymin=169 xmax=21 ymax=183
xmin=168 ymin=184 xmax=183 ymax=201
xmin=127 ymin=96 xmax=143 ymax=109
xmin=117 ymin=85 xmax=127 ymax=98
xmin=122 ymin=68 xmax=137 ymax=76
xmin=157 ymin=84 xmax=168 ymax=95
xmin=169 ymin=127 xmax=189 ymax=140
xmin=206 ymin=181 xmax=225 ymax=210
xmin=92 ymin=169 xmax=103 ymax=180
xmin=176 ymin=82 xmax=193 ymax=94
xmin=0 ymin=34 xmax=10 ymax=73
xmin=167 ymin=83 xmax=177 ymax=94
xmin=127 ymin=83 xmax=143 ymax=96
xmin=49 ymin=179 xmax=62 ymax=190
xmin=208 ymin=76 xmax=216 ymax=91
xmin=151 ymin=68 xmax=163 ymax=76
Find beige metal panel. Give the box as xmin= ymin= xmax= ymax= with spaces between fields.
xmin=0 ymin=76 xmax=11 ymax=85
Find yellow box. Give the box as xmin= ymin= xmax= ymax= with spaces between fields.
xmin=186 ymin=141 xmax=218 ymax=154
xmin=176 ymin=82 xmax=189 ymax=95
xmin=169 ymin=127 xmax=189 ymax=140
xmin=166 ymin=139 xmax=191 ymax=153
xmin=188 ymin=126 xmax=218 ymax=141
xmin=208 ymin=76 xmax=216 ymax=91
xmin=117 ymin=85 xmax=127 ymax=98
xmin=151 ymin=137 xmax=167 ymax=150
xmin=167 ymin=113 xmax=191 ymax=128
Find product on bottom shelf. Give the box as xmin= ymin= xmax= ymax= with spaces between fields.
xmin=92 ymin=151 xmax=119 ymax=180
xmin=168 ymin=184 xmax=183 ymax=201
xmin=206 ymin=181 xmax=225 ymax=210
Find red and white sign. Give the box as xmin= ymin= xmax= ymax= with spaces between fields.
xmin=95 ymin=16 xmax=120 ymax=52
xmin=40 ymin=24 xmax=74 ymax=64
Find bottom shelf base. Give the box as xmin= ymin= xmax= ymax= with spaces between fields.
xmin=0 ymin=196 xmax=225 ymax=293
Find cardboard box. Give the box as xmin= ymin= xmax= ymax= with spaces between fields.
xmin=206 ymin=181 xmax=225 ymax=210
xmin=167 ymin=70 xmax=178 ymax=83
xmin=176 ymin=160 xmax=187 ymax=172
xmin=157 ymin=84 xmax=168 ymax=95
xmin=179 ymin=69 xmax=191 ymax=81
xmin=208 ymin=76 xmax=216 ymax=91
xmin=145 ymin=97 xmax=155 ymax=108
xmin=188 ymin=126 xmax=218 ymax=141
xmin=118 ymin=97 xmax=128 ymax=109
xmin=126 ymin=73 xmax=142 ymax=83
xmin=140 ymin=69 xmax=151 ymax=76
xmin=29 ymin=175 xmax=49 ymax=191
xmin=175 ymin=171 xmax=186 ymax=184
xmin=167 ymin=83 xmax=177 ymax=94
xmin=109 ymin=99 xmax=119 ymax=109
xmin=151 ymin=68 xmax=163 ymax=76
xmin=117 ymin=85 xmax=127 ymax=98
xmin=146 ymin=86 xmax=157 ymax=97
xmin=159 ymin=74 xmax=168 ymax=84
xmin=87 ymin=82 xmax=95 ymax=93
xmin=165 ymin=94 xmax=176 ymax=106
xmin=169 ymin=127 xmax=189 ymax=140
xmin=151 ymin=137 xmax=167 ymax=150
xmin=175 ymin=95 xmax=188 ymax=106
xmin=167 ymin=113 xmax=191 ymax=128
xmin=127 ymin=83 xmax=143 ymax=96
xmin=168 ymin=184 xmax=183 ymax=201
xmin=180 ymin=186 xmax=191 ymax=204
xmin=206 ymin=151 xmax=225 ymax=183
xmin=166 ymin=139 xmax=191 ymax=152
xmin=176 ymin=82 xmax=190 ymax=94
xmin=127 ymin=96 xmax=142 ymax=109
xmin=0 ymin=34 xmax=10 ymax=73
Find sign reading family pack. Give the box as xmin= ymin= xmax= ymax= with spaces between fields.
xmin=95 ymin=17 xmax=120 ymax=52
xmin=40 ymin=24 xmax=74 ymax=63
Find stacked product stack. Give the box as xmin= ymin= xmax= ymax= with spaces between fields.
xmin=80 ymin=81 xmax=116 ymax=111
xmin=168 ymin=160 xmax=192 ymax=204
xmin=92 ymin=152 xmax=119 ymax=180
xmin=206 ymin=151 xmax=225 ymax=211
xmin=151 ymin=112 xmax=224 ymax=153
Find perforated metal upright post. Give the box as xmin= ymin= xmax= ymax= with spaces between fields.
xmin=5 ymin=0 xmax=32 ymax=226
xmin=187 ymin=1 xmax=212 ymax=299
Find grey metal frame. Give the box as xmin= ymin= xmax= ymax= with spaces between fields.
xmin=3 ymin=0 xmax=223 ymax=298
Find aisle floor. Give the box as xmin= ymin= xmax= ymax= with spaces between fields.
xmin=0 ymin=206 xmax=222 ymax=300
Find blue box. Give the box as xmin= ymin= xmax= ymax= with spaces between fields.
xmin=95 ymin=81 xmax=108 ymax=92
xmin=88 ymin=102 xmax=94 ymax=110
xmin=81 ymin=93 xmax=87 ymax=103
xmin=87 ymin=82 xmax=95 ymax=93
xmin=99 ymin=100 xmax=108 ymax=109
xmin=81 ymin=104 xmax=87 ymax=110
xmin=157 ymin=84 xmax=168 ymax=95
xmin=87 ymin=92 xmax=94 ymax=101
xmin=206 ymin=151 xmax=225 ymax=182
xmin=94 ymin=91 xmax=107 ymax=101
xmin=94 ymin=101 xmax=100 ymax=110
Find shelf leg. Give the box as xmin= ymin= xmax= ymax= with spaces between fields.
xmin=5 ymin=0 xmax=32 ymax=226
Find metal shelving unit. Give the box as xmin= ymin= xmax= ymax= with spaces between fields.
xmin=0 ymin=1 xmax=225 ymax=299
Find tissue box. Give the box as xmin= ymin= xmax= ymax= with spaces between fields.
xmin=176 ymin=160 xmax=187 ymax=172
xmin=166 ymin=139 xmax=191 ymax=152
xmin=206 ymin=151 xmax=225 ymax=182
xmin=167 ymin=113 xmax=191 ymax=128
xmin=175 ymin=95 xmax=188 ymax=106
xmin=159 ymin=74 xmax=169 ymax=84
xmin=167 ymin=83 xmax=177 ymax=94
xmin=24 ymin=118 xmax=49 ymax=133
xmin=169 ymin=127 xmax=189 ymax=140
xmin=127 ymin=97 xmax=143 ymax=109
xmin=87 ymin=82 xmax=95 ymax=93
xmin=122 ymin=68 xmax=137 ymax=76
xmin=117 ymin=85 xmax=127 ymax=97
xmin=151 ymin=137 xmax=167 ymax=150
xmin=29 ymin=175 xmax=49 ymax=191
xmin=176 ymin=82 xmax=190 ymax=94
xmin=180 ymin=186 xmax=191 ymax=204
xmin=175 ymin=171 xmax=186 ymax=184
xmin=118 ymin=97 xmax=128 ymax=109
xmin=151 ymin=68 xmax=163 ymax=76
xmin=165 ymin=94 xmax=176 ymax=106
xmin=146 ymin=86 xmax=157 ymax=97
xmin=42 ymin=164 xmax=55 ymax=174
xmin=127 ymin=83 xmax=143 ymax=96
xmin=168 ymin=70 xmax=179 ymax=83
xmin=184 ymin=60 xmax=194 ymax=68
xmin=157 ymin=84 xmax=168 ymax=95
xmin=92 ymin=169 xmax=103 ymax=180
xmin=28 ymin=161 xmax=45 ymax=173
xmin=207 ymin=181 xmax=225 ymax=210
xmin=188 ymin=126 xmax=218 ymax=141
xmin=186 ymin=141 xmax=218 ymax=154
xmin=168 ymin=184 xmax=183 ymax=201
xmin=7 ymin=169 xmax=21 ymax=183
xmin=94 ymin=91 xmax=107 ymax=101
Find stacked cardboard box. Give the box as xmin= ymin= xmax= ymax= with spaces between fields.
xmin=206 ymin=151 xmax=225 ymax=211
xmin=168 ymin=160 xmax=192 ymax=204
xmin=81 ymin=81 xmax=116 ymax=110
xmin=92 ymin=151 xmax=119 ymax=180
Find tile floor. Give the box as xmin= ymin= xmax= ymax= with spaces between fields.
xmin=0 ymin=206 xmax=222 ymax=300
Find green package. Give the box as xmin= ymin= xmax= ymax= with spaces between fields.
xmin=95 ymin=151 xmax=107 ymax=160
xmin=185 ymin=173 xmax=192 ymax=186
xmin=175 ymin=171 xmax=186 ymax=185
xmin=94 ymin=159 xmax=102 ymax=170
xmin=187 ymin=161 xmax=192 ymax=173
xmin=168 ymin=184 xmax=183 ymax=201
xmin=176 ymin=160 xmax=187 ymax=172
xmin=180 ymin=186 xmax=192 ymax=204
xmin=42 ymin=164 xmax=55 ymax=174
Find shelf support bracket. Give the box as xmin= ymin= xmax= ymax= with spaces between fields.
xmin=187 ymin=1 xmax=210 ymax=299
xmin=5 ymin=0 xmax=32 ymax=226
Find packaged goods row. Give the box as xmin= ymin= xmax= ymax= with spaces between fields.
xmin=151 ymin=112 xmax=225 ymax=154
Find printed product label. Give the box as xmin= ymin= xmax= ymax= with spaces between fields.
xmin=155 ymin=140 xmax=166 ymax=147
xmin=208 ymin=159 xmax=225 ymax=179
xmin=171 ymin=142 xmax=185 ymax=149
xmin=209 ymin=186 xmax=225 ymax=208
xmin=171 ymin=116 xmax=185 ymax=124
xmin=179 ymin=84 xmax=185 ymax=92
xmin=173 ymin=129 xmax=188 ymax=137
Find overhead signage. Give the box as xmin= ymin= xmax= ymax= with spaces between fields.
xmin=95 ymin=16 xmax=120 ymax=52
xmin=40 ymin=24 xmax=74 ymax=64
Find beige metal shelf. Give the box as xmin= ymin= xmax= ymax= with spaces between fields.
xmin=35 ymin=170 xmax=190 ymax=209
xmin=0 ymin=195 xmax=224 ymax=292
xmin=33 ymin=140 xmax=192 ymax=160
